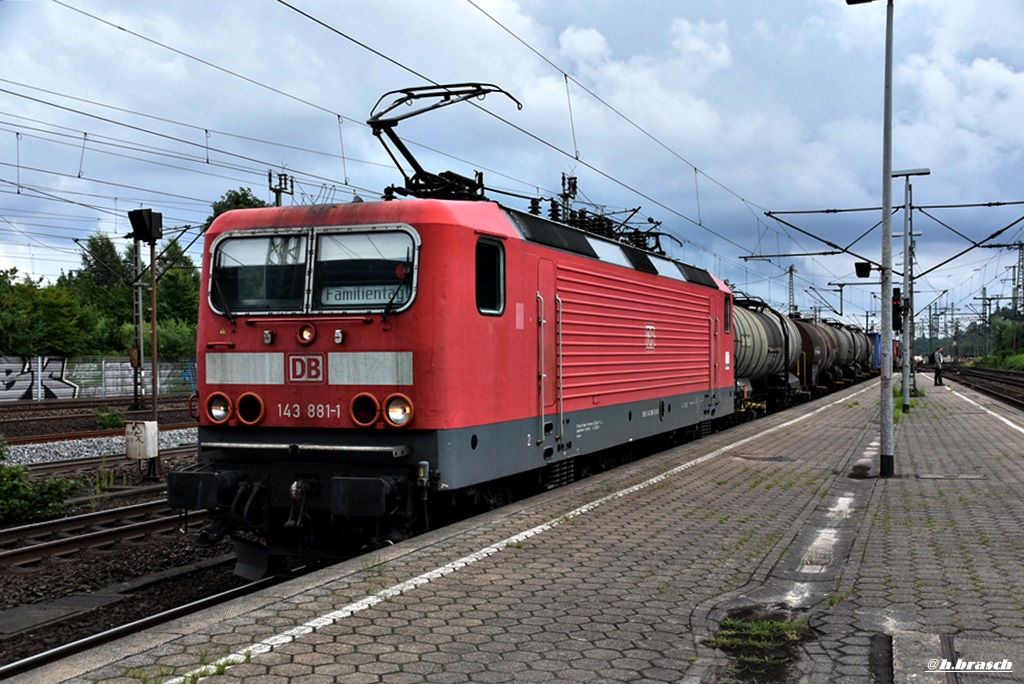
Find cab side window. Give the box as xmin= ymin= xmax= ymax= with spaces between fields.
xmin=476 ymin=238 xmax=504 ymax=315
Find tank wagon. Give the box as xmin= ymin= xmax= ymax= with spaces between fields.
xmin=730 ymin=301 xmax=878 ymax=410
xmin=166 ymin=84 xmax=878 ymax=575
xmin=732 ymin=298 xmax=802 ymax=412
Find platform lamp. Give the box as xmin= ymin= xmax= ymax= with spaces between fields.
xmin=847 ymin=0 xmax=896 ymax=477
xmin=894 ymin=168 xmax=929 ymax=415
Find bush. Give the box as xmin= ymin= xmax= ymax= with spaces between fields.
xmin=1002 ymin=353 xmax=1024 ymax=371
xmin=0 ymin=438 xmax=79 ymax=524
xmin=95 ymin=406 xmax=126 ymax=429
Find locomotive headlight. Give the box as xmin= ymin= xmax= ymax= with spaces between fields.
xmin=383 ymin=393 xmax=414 ymax=428
xmin=350 ymin=393 xmax=381 ymax=427
xmin=296 ymin=323 xmax=317 ymax=345
xmin=236 ymin=392 xmax=265 ymax=425
xmin=206 ymin=392 xmax=233 ymax=424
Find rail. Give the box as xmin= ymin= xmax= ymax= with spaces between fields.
xmin=945 ymin=365 xmax=1024 ymax=410
xmin=0 ymin=503 xmax=204 ymax=567
xmin=0 ymin=571 xmax=279 ymax=680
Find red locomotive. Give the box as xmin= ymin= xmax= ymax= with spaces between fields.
xmin=168 ymin=84 xmax=874 ymax=576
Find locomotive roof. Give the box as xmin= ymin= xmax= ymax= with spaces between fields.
xmin=208 ymin=199 xmax=730 ymax=294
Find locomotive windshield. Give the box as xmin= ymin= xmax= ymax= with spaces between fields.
xmin=209 ymin=227 xmax=418 ymax=315
xmin=313 ymin=231 xmax=415 ymax=311
xmin=211 ymin=235 xmax=307 ymax=312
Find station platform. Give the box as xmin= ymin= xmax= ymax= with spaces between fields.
xmin=16 ymin=371 xmax=1024 ymax=683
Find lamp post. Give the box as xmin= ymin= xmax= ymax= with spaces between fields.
xmin=893 ymin=167 xmax=929 ymax=414
xmin=847 ymin=0 xmax=895 ymax=477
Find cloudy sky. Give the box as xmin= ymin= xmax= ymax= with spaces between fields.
xmin=2 ymin=0 xmax=1023 ymax=332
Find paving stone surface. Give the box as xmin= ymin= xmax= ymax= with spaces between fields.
xmin=19 ymin=372 xmax=1024 ymax=683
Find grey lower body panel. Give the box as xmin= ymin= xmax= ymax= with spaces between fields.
xmin=188 ymin=386 xmax=733 ymax=494
xmin=431 ymin=387 xmax=732 ymax=490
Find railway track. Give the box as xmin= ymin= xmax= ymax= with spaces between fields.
xmin=2 ymin=420 xmax=196 ymax=447
xmin=0 ymin=501 xmax=205 ymax=567
xmin=26 ymin=444 xmax=197 ymax=478
xmin=0 ymin=395 xmax=193 ymax=442
xmin=0 ymin=395 xmax=189 ymax=415
xmin=0 ymin=569 xmax=278 ymax=680
xmin=946 ymin=366 xmax=1024 ymax=410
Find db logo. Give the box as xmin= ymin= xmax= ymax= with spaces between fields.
xmin=287 ymin=353 xmax=326 ymax=383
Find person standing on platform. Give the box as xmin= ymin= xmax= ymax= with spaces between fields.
xmin=933 ymin=346 xmax=944 ymax=386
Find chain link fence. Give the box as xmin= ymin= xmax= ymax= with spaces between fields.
xmin=0 ymin=356 xmax=196 ymax=402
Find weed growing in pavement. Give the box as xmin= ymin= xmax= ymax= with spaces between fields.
xmin=705 ymin=610 xmax=813 ymax=681
xmin=360 ymin=552 xmax=389 ymax=579
xmin=119 ymin=665 xmax=173 ymax=683
xmin=185 ymin=668 xmax=211 ymax=684
xmin=216 ymin=658 xmax=241 ymax=674
xmin=827 ymin=592 xmax=850 ymax=606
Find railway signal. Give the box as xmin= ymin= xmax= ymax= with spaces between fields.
xmin=892 ymin=288 xmax=903 ymax=332
xmin=127 ymin=208 xmax=163 ymax=244
xmin=126 ymin=208 xmax=163 ymax=480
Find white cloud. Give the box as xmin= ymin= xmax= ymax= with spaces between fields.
xmin=669 ymin=19 xmax=731 ymax=75
xmin=559 ymin=26 xmax=611 ymax=66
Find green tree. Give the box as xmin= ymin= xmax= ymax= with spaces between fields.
xmin=28 ymin=284 xmax=96 ymax=356
xmin=0 ymin=271 xmax=94 ymax=356
xmin=157 ymin=318 xmax=199 ymax=358
xmin=156 ymin=238 xmax=200 ymax=323
xmin=206 ymin=187 xmax=268 ymax=228
xmin=57 ymin=233 xmax=135 ymax=354
xmin=0 ymin=268 xmax=33 ymax=355
xmin=63 ymin=233 xmax=133 ymax=321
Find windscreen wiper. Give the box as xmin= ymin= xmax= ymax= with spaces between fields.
xmin=212 ymin=276 xmax=236 ymax=325
xmin=381 ymin=262 xmax=413 ymax=323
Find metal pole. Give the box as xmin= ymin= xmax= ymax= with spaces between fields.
xmin=150 ymin=240 xmax=159 ymax=424
xmin=879 ymin=0 xmax=895 ymax=477
xmin=901 ymin=176 xmax=911 ymax=413
xmin=133 ymin=240 xmax=144 ymax=410
xmin=149 ymin=238 xmax=162 ymax=479
xmin=908 ymin=182 xmax=918 ymax=397
xmin=893 ymin=167 xmax=929 ymax=408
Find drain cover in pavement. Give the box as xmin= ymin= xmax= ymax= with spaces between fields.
xmin=915 ymin=473 xmax=987 ymax=480
xmin=738 ymin=455 xmax=796 ymax=462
